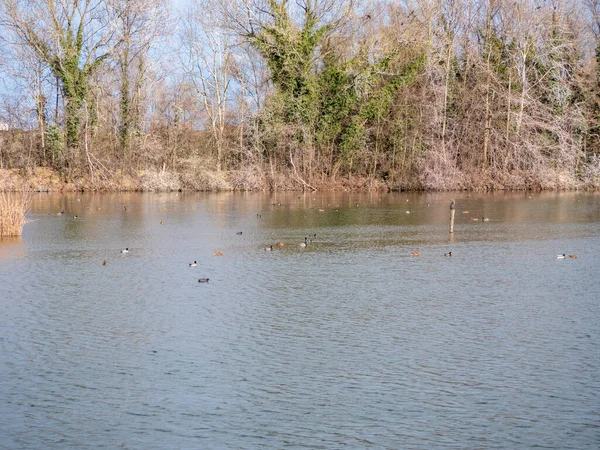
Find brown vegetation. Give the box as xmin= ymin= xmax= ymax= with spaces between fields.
xmin=0 ymin=191 xmax=31 ymax=236
xmin=1 ymin=1 xmax=600 ymax=192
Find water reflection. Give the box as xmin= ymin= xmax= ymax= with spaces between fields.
xmin=0 ymin=236 xmax=24 ymax=260
xmin=1 ymin=191 xmax=599 ymax=449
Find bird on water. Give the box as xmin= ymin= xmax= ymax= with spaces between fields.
xmin=198 ymin=278 xmax=210 ymax=283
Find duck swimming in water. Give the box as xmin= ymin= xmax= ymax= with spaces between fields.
xmin=189 ymin=261 xmax=197 ymax=267
xmin=444 ymin=252 xmax=452 ymax=257
xmin=299 ymin=237 xmax=308 ymax=248
xmin=411 ymin=251 xmax=420 ymax=257
xmin=264 ymin=245 xmax=273 ymax=251
xmin=556 ymin=254 xmax=566 ymax=259
xmin=198 ymin=278 xmax=210 ymax=283
xmin=120 ymin=248 xmax=129 ymax=253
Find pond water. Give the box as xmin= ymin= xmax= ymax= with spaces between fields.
xmin=1 ymin=191 xmax=599 ymax=449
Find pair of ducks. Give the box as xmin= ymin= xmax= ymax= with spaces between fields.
xmin=189 ymin=263 xmax=210 ymax=282
xmin=266 ymin=236 xmax=313 ymax=250
xmin=264 ymin=242 xmax=285 ymax=251
xmin=189 ymin=262 xmax=209 ymax=283
xmin=556 ymin=254 xmax=577 ymax=259
xmin=299 ymin=234 xmax=317 ymax=248
xmin=264 ymin=237 xmax=311 ymax=250
xmin=411 ymin=251 xmax=452 ymax=257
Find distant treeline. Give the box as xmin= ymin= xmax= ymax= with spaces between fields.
xmin=1 ymin=0 xmax=600 ymax=191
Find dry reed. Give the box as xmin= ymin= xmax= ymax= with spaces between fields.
xmin=0 ymin=191 xmax=32 ymax=236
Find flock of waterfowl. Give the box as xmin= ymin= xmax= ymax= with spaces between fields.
xmin=556 ymin=254 xmax=578 ymax=259
xmin=49 ymin=196 xmax=580 ymax=281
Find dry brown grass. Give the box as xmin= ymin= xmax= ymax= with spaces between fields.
xmin=0 ymin=191 xmax=32 ymax=236
xmin=139 ymin=170 xmax=181 ymax=191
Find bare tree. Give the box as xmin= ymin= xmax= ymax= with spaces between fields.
xmin=182 ymin=0 xmax=237 ymax=171
xmin=115 ymin=0 xmax=168 ymax=159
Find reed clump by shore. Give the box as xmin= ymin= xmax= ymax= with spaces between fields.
xmin=0 ymin=191 xmax=31 ymax=236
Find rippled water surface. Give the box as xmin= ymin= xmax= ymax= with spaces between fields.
xmin=1 ymin=191 xmax=599 ymax=449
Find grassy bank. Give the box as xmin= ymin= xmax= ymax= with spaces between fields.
xmin=0 ymin=165 xmax=599 ymax=193
xmin=0 ymin=166 xmax=390 ymax=192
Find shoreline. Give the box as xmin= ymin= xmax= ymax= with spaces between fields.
xmin=1 ymin=167 xmax=598 ymax=193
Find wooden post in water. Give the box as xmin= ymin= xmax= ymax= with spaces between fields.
xmin=449 ymin=199 xmax=455 ymax=233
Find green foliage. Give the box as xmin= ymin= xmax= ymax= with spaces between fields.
xmin=484 ymin=32 xmax=512 ymax=78
xmin=46 ymin=125 xmax=64 ymax=166
xmin=336 ymin=54 xmax=426 ymax=166
xmin=249 ymin=0 xmax=324 ymax=124
xmin=30 ymin=12 xmax=109 ymax=150
xmin=315 ymin=61 xmax=359 ymax=144
xmin=248 ymin=1 xmax=426 ymax=175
